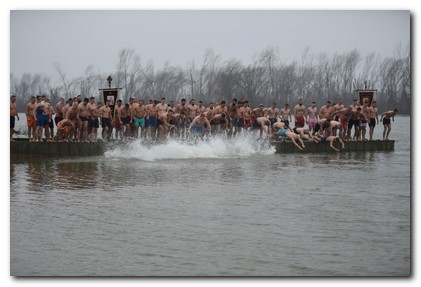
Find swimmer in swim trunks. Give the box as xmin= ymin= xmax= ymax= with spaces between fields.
xmin=132 ymin=100 xmax=147 ymax=138
xmin=56 ymin=118 xmax=75 ymax=142
xmin=10 ymin=95 xmax=19 ymax=142
xmin=255 ymin=117 xmax=272 ymax=139
xmin=292 ymin=126 xmax=314 ymax=141
xmin=332 ymin=107 xmax=352 ymax=140
xmin=314 ymin=129 xmax=346 ymax=152
xmin=380 ymin=109 xmax=398 ymax=140
xmin=294 ymin=99 xmax=306 ymax=128
xmin=306 ymin=101 xmax=318 ymax=133
xmin=368 ymin=101 xmax=379 ymax=140
xmin=25 ymin=96 xmax=36 ymax=141
xmin=189 ymin=113 xmax=211 ymax=138
xmin=278 ymin=128 xmax=306 ymax=151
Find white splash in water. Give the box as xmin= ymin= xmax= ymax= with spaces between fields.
xmin=105 ymin=134 xmax=276 ymax=161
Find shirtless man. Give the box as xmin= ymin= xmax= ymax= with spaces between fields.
xmin=157 ymin=110 xmax=176 ymax=139
xmin=25 ymin=96 xmax=36 ymax=141
xmin=331 ymin=107 xmax=352 ymax=140
xmin=189 ymin=113 xmax=211 ymax=138
xmin=292 ymin=126 xmax=315 ymax=141
xmin=349 ymin=99 xmax=359 ymax=111
xmin=205 ymin=102 xmax=214 ymax=115
xmin=328 ymin=120 xmax=342 ymax=137
xmin=10 ymin=95 xmax=19 ymax=142
xmin=306 ymin=101 xmax=318 ymax=133
xmin=315 ymin=127 xmax=346 ymax=152
xmin=271 ymin=121 xmax=288 ymax=134
xmin=319 ymin=101 xmax=333 ymax=120
xmin=120 ymin=102 xmax=132 ymax=138
xmin=175 ymin=111 xmax=191 ymax=138
xmin=113 ymin=99 xmax=123 ymax=139
xmin=349 ymin=107 xmax=368 ymax=141
xmin=147 ymin=100 xmax=160 ymax=140
xmin=65 ymin=100 xmax=79 ymax=127
xmin=251 ymin=104 xmax=265 ymax=136
xmin=277 ymin=127 xmax=306 ymax=150
xmin=210 ymin=112 xmax=229 ymax=134
xmin=78 ymin=98 xmax=90 ymax=142
xmin=157 ymin=97 xmax=168 ymax=115
xmin=242 ymin=101 xmax=253 ymax=130
xmin=227 ymin=99 xmax=238 ymax=136
xmin=39 ymin=99 xmax=52 ymax=142
xmin=233 ymin=101 xmax=245 ymax=136
xmin=175 ymin=98 xmax=188 ymax=115
xmin=360 ymin=102 xmax=371 ymax=141
xmin=127 ymin=97 xmax=139 ymax=136
xmin=55 ymin=118 xmax=75 ymax=142
xmin=255 ymin=116 xmax=272 ymax=139
xmin=368 ymin=101 xmax=379 ymax=141
xmin=316 ymin=130 xmax=345 ymax=152
xmin=380 ymin=109 xmax=398 ymax=140
xmin=132 ymin=100 xmax=147 ymax=138
xmin=213 ymin=101 xmax=229 ymax=133
xmin=278 ymin=103 xmax=292 ymax=128
xmin=99 ymin=100 xmax=113 ymax=141
xmin=312 ymin=118 xmax=331 ymax=135
xmin=168 ymin=101 xmax=176 ymax=113
xmin=271 ymin=121 xmax=296 ymax=142
xmin=187 ymin=99 xmax=199 ymax=121
xmin=294 ymin=99 xmax=306 ymax=128
xmin=347 ymin=102 xmax=359 ymax=140
xmin=62 ymin=98 xmax=73 ymax=121
xmin=332 ymin=99 xmax=345 ymax=121
xmin=266 ymin=103 xmax=279 ymax=126
xmin=54 ymin=97 xmax=65 ymax=128
xmin=204 ymin=103 xmax=214 ymax=124
xmin=88 ymin=97 xmax=99 ymax=142
xmin=197 ymin=101 xmax=206 ymax=114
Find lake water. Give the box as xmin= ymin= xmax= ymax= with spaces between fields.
xmin=10 ymin=116 xmax=410 ymax=276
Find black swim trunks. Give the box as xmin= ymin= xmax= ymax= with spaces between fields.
xmin=101 ymin=118 xmax=112 ymax=128
xmin=383 ymin=118 xmax=391 ymax=125
xmin=122 ymin=116 xmax=130 ymax=125
xmin=10 ymin=116 xmax=15 ymax=129
xmin=252 ymin=119 xmax=260 ymax=129
xmin=369 ymin=118 xmax=376 ymax=127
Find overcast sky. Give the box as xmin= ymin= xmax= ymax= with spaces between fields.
xmin=10 ymin=10 xmax=410 ymax=79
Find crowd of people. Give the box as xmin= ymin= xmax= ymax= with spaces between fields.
xmin=10 ymin=95 xmax=398 ymax=151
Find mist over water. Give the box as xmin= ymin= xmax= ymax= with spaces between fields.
xmin=105 ymin=134 xmax=276 ymax=161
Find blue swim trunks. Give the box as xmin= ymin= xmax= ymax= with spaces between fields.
xmin=278 ymin=129 xmax=288 ymax=137
xmin=192 ymin=125 xmax=205 ymax=134
xmin=148 ymin=117 xmax=157 ymax=127
xmin=134 ymin=117 xmax=145 ymax=127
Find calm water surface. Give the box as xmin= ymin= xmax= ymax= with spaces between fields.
xmin=10 ymin=116 xmax=410 ymax=276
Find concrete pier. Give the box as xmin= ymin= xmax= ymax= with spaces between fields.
xmin=271 ymin=139 xmax=394 ymax=153
xmin=10 ymin=139 xmax=106 ymax=159
xmin=10 ymin=138 xmax=395 ymax=159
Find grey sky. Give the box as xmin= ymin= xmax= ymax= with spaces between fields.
xmin=10 ymin=10 xmax=410 ymax=79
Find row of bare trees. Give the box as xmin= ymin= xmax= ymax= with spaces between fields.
xmin=10 ymin=45 xmax=410 ymax=113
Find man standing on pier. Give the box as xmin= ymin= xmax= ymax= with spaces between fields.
xmin=279 ymin=103 xmax=292 ymax=128
xmin=380 ymin=109 xmax=398 ymax=140
xmin=10 ymin=95 xmax=19 ymax=142
xmin=294 ymin=99 xmax=306 ymax=128
xmin=25 ymin=96 xmax=36 ymax=141
xmin=368 ymin=101 xmax=379 ymax=141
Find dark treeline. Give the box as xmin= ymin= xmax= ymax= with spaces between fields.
xmin=10 ymin=45 xmax=410 ymax=113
